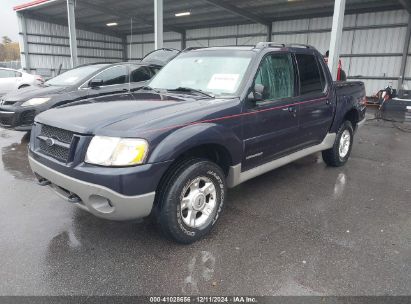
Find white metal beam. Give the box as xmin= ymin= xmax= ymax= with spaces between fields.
xmin=328 ymin=0 xmax=346 ymax=80
xmin=17 ymin=12 xmax=30 ymax=73
xmin=154 ymin=0 xmax=163 ymax=49
xmin=398 ymin=13 xmax=411 ymax=90
xmin=67 ymin=0 xmax=78 ymax=68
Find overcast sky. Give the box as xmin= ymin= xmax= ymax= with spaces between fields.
xmin=1 ymin=0 xmax=27 ymax=42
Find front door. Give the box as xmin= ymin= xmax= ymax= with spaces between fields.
xmin=242 ymin=53 xmax=300 ymax=171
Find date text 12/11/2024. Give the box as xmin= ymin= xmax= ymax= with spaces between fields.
xmin=149 ymin=296 xmax=258 ymax=303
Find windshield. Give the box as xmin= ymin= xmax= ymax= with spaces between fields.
xmin=45 ymin=64 xmax=108 ymax=86
xmin=149 ymin=50 xmax=254 ymax=97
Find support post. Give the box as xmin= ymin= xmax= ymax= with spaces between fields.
xmin=122 ymin=36 xmax=128 ymax=61
xmin=328 ymin=0 xmax=346 ymax=80
xmin=398 ymin=14 xmax=411 ymax=90
xmin=67 ymin=0 xmax=78 ymax=68
xmin=17 ymin=12 xmax=30 ymax=73
xmin=266 ymin=23 xmax=272 ymax=42
xmin=154 ymin=0 xmax=163 ymax=49
xmin=181 ymin=31 xmax=186 ymax=50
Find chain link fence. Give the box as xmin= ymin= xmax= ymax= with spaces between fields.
xmin=0 ymin=60 xmax=21 ymax=70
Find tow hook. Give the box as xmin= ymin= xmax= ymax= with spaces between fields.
xmin=68 ymin=194 xmax=81 ymax=203
xmin=37 ymin=178 xmax=51 ymax=186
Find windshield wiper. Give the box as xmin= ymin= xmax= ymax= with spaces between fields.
xmin=167 ymin=87 xmax=215 ymax=98
xmin=138 ymin=85 xmax=161 ymax=93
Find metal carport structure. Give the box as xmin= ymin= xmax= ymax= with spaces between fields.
xmin=13 ymin=0 xmax=411 ymax=94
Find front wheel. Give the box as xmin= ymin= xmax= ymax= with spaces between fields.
xmin=156 ymin=159 xmax=226 ymax=244
xmin=322 ymin=121 xmax=354 ymax=167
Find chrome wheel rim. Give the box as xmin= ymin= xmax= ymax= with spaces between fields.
xmin=180 ymin=176 xmax=217 ymax=228
xmin=339 ymin=130 xmax=351 ymax=158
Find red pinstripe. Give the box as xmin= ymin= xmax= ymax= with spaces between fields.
xmin=141 ymin=96 xmax=328 ymax=134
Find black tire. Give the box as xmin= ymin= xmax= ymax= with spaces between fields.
xmin=156 ymin=158 xmax=226 ymax=244
xmin=322 ymin=121 xmax=354 ymax=167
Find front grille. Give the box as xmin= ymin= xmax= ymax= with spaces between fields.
xmin=38 ymin=124 xmax=75 ymax=162
xmin=20 ymin=110 xmax=36 ymax=126
xmin=3 ymin=100 xmax=17 ymax=106
xmin=0 ymin=112 xmax=14 ymax=126
xmin=41 ymin=125 xmax=74 ymax=144
xmin=39 ymin=140 xmax=70 ymax=161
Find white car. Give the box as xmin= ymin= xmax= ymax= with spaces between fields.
xmin=0 ymin=68 xmax=43 ymax=96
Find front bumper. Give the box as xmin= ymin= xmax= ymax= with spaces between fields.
xmin=0 ymin=105 xmax=36 ymax=131
xmin=29 ymin=156 xmax=155 ymax=221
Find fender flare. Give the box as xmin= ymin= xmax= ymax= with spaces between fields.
xmin=147 ymin=123 xmax=243 ymax=165
xmin=330 ymin=96 xmax=361 ymax=133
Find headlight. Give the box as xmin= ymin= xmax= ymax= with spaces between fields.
xmin=21 ymin=97 xmax=51 ymax=107
xmin=85 ymin=136 xmax=149 ymax=167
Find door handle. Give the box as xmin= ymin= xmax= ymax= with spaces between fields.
xmin=288 ymin=105 xmax=297 ymax=117
xmin=326 ymin=99 xmax=330 ymax=105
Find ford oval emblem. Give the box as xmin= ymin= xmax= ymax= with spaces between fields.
xmin=45 ymin=138 xmax=55 ymax=147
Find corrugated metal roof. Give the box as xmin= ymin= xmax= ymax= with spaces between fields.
xmin=14 ymin=0 xmax=404 ymax=36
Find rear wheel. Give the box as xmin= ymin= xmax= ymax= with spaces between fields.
xmin=322 ymin=121 xmax=354 ymax=167
xmin=156 ymin=158 xmax=226 ymax=244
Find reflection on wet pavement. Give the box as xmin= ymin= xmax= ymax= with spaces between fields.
xmin=0 ymin=120 xmax=410 ymax=296
xmin=182 ymin=251 xmax=216 ymax=294
xmin=1 ymin=132 xmax=33 ymax=181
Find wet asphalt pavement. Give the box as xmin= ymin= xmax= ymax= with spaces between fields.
xmin=0 ymin=116 xmax=410 ymax=296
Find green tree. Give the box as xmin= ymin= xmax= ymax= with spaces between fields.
xmin=0 ymin=36 xmax=20 ymax=62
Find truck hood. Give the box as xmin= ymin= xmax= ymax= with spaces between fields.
xmin=35 ymin=93 xmax=221 ymax=136
xmin=2 ymin=85 xmax=71 ymax=102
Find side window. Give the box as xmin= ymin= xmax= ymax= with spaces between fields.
xmin=0 ymin=69 xmax=15 ymax=78
xmin=130 ymin=66 xmax=152 ymax=83
xmin=150 ymin=67 xmax=161 ymax=76
xmin=296 ymin=53 xmax=324 ymax=95
xmin=254 ymin=53 xmax=295 ymax=102
xmin=14 ymin=71 xmax=22 ymax=77
xmin=92 ymin=66 xmax=127 ymax=86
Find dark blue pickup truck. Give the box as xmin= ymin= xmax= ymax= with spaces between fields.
xmin=28 ymin=43 xmax=366 ymax=243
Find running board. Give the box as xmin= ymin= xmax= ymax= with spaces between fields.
xmin=227 ymin=133 xmax=336 ymax=188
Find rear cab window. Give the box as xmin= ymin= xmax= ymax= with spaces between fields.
xmin=295 ymin=53 xmax=326 ymax=96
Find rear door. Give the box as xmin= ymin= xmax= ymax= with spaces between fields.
xmin=242 ymin=52 xmax=300 ymax=170
xmin=86 ymin=65 xmax=130 ymax=99
xmin=295 ymin=52 xmax=334 ymax=147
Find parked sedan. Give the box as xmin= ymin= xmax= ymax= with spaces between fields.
xmin=0 ymin=68 xmax=43 ymax=96
xmin=0 ymin=48 xmax=180 ymax=131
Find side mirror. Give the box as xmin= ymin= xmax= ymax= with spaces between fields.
xmin=89 ymin=79 xmax=103 ymax=88
xmin=248 ymin=83 xmax=265 ymax=103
